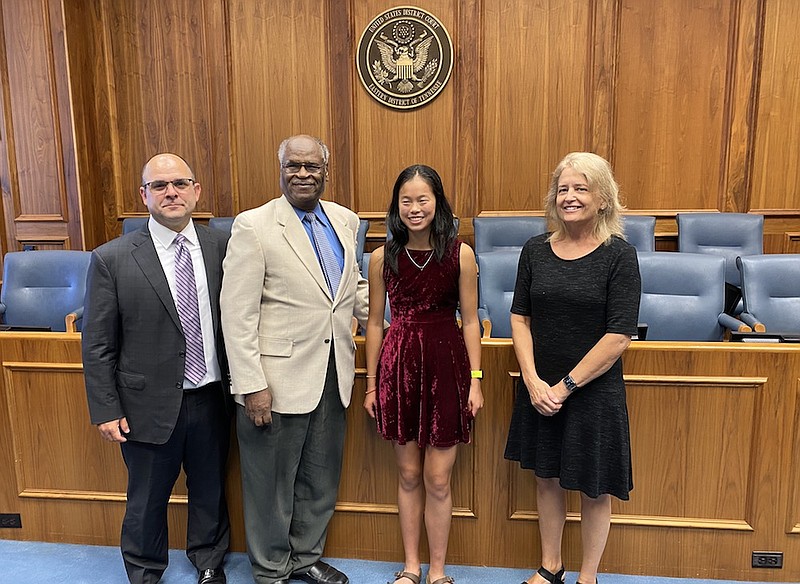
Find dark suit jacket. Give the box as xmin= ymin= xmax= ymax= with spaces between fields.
xmin=82 ymin=222 xmax=230 ymax=445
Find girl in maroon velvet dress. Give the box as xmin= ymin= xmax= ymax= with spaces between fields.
xmin=364 ymin=165 xmax=483 ymax=584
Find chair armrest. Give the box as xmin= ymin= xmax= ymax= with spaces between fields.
xmin=717 ymin=312 xmax=752 ymax=334
xmin=739 ymin=311 xmax=766 ymax=333
xmin=478 ymin=307 xmax=492 ymax=338
xmin=65 ymin=306 xmax=84 ymax=333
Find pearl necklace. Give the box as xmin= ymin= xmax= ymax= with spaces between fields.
xmin=405 ymin=247 xmax=434 ymax=270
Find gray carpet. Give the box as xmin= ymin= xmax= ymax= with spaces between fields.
xmin=0 ymin=539 xmax=777 ymax=584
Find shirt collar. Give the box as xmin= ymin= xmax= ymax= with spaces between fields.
xmin=148 ymin=217 xmax=199 ymax=248
xmin=292 ymin=202 xmax=331 ymax=228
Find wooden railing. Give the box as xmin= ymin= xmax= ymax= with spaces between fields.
xmin=0 ymin=333 xmax=797 ymax=581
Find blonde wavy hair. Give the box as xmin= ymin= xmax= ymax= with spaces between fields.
xmin=544 ymin=152 xmax=625 ymax=244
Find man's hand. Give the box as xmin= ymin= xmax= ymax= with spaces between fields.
xmin=97 ymin=418 xmax=129 ymax=442
xmin=245 ymin=388 xmax=274 ymax=426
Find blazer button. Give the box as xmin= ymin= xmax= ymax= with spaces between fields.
xmin=324 ymin=339 xmax=330 ymax=344
xmin=179 ymin=351 xmax=185 ymax=357
xmin=175 ymin=382 xmax=182 ymax=389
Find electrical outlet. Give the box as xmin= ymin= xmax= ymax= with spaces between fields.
xmin=752 ymin=551 xmax=783 ymax=569
xmin=0 ymin=513 xmax=21 ymax=528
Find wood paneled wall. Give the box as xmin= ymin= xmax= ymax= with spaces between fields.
xmin=0 ymin=0 xmax=798 ymax=252
xmin=1 ymin=1 xmax=799 ymax=577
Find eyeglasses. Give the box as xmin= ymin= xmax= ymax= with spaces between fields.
xmin=281 ymin=162 xmax=325 ymax=174
xmin=142 ymin=178 xmax=195 ymax=194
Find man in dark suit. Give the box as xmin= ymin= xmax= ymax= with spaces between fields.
xmin=82 ymin=153 xmax=231 ymax=584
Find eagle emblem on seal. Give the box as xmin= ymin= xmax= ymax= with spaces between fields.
xmin=372 ymin=21 xmax=438 ymax=93
xmin=357 ymin=8 xmax=453 ymax=110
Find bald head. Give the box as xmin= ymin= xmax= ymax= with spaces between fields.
xmin=141 ymin=153 xmax=195 ymax=185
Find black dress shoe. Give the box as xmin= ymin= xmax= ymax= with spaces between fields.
xmin=198 ymin=567 xmax=226 ymax=584
xmin=293 ymin=560 xmax=349 ymax=584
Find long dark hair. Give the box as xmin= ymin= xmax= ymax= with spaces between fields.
xmin=385 ymin=164 xmax=457 ymax=274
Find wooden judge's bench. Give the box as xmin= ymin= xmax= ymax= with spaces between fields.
xmin=0 ymin=332 xmax=797 ymax=581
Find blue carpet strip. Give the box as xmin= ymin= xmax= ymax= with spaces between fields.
xmin=0 ymin=540 xmax=776 ymax=584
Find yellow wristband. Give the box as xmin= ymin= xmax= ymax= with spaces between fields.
xmin=470 ymin=370 xmax=483 ymax=379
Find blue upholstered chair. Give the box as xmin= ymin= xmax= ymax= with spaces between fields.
xmin=0 ymin=251 xmax=92 ymax=332
xmin=208 ymin=216 xmax=234 ymax=236
xmin=736 ymin=254 xmax=800 ymax=333
xmin=636 ymin=252 xmax=747 ymax=341
xmin=473 ymin=216 xmax=548 ymax=254
xmin=356 ymin=219 xmax=368 ymax=264
xmin=121 ymin=217 xmax=148 ymax=234
xmin=622 ymin=216 xmax=656 ymax=252
xmin=476 ymin=249 xmax=522 ymax=338
xmin=677 ymin=213 xmax=763 ymax=287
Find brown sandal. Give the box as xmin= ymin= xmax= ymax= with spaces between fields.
xmin=389 ymin=571 xmax=421 ymax=584
xmin=426 ymin=576 xmax=455 ymax=584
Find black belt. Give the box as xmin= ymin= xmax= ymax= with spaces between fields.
xmin=184 ymin=380 xmax=222 ymax=392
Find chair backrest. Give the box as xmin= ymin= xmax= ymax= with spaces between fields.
xmin=636 ymin=252 xmax=726 ymax=341
xmin=476 ymin=249 xmax=522 ymax=338
xmin=677 ymin=213 xmax=763 ymax=286
xmin=473 ymin=216 xmax=548 ymax=254
xmin=386 ymin=218 xmax=459 ymax=241
xmin=121 ymin=217 xmax=148 ymax=234
xmin=0 ymin=251 xmax=92 ymax=332
xmin=208 ymin=216 xmax=234 ymax=236
xmin=356 ymin=219 xmax=368 ymax=264
xmin=738 ymin=254 xmax=800 ymax=333
xmin=622 ymin=216 xmax=656 ymax=252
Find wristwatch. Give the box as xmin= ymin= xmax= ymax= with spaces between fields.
xmin=562 ymin=374 xmax=579 ymax=393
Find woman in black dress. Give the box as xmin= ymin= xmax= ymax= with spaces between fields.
xmin=505 ymin=153 xmax=641 ymax=584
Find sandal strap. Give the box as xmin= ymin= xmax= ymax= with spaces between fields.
xmin=391 ymin=571 xmax=421 ymax=584
xmin=428 ymin=577 xmax=455 ymax=584
xmin=537 ymin=566 xmax=566 ymax=584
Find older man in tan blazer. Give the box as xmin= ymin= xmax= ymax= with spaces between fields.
xmin=221 ymin=135 xmax=368 ymax=584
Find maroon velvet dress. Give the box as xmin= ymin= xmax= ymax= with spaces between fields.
xmin=376 ymin=240 xmax=473 ymax=447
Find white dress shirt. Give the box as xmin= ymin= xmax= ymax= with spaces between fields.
xmin=148 ymin=217 xmax=221 ymax=388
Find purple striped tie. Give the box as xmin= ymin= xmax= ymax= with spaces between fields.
xmin=304 ymin=212 xmax=341 ymax=297
xmin=174 ymin=234 xmax=206 ymax=385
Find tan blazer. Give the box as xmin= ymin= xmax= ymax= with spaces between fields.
xmin=220 ymin=195 xmax=368 ymax=413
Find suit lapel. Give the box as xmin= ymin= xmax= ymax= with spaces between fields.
xmin=197 ymin=225 xmax=222 ymax=335
xmin=130 ymin=228 xmax=182 ymax=331
xmin=277 ymin=196 xmax=332 ymax=300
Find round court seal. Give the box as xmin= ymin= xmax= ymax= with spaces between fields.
xmin=356 ymin=6 xmax=454 ymax=110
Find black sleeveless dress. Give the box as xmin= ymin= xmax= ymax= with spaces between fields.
xmin=376 ymin=241 xmax=473 ymax=448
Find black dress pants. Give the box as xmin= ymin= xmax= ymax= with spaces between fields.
xmin=120 ymin=383 xmax=231 ymax=584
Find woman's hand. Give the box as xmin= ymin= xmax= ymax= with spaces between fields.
xmin=468 ymin=379 xmax=484 ymax=417
xmin=363 ymin=389 xmax=377 ymax=419
xmin=523 ymin=373 xmax=563 ymax=416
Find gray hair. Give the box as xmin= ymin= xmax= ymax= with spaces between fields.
xmin=277 ymin=135 xmax=330 ymax=165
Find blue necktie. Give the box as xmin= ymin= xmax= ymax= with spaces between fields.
xmin=304 ymin=212 xmax=341 ymax=298
xmin=174 ymin=234 xmax=206 ymax=385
